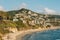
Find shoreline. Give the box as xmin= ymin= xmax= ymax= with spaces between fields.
xmin=2 ymin=27 xmax=60 ymax=40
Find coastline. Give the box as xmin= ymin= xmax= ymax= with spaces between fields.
xmin=2 ymin=27 xmax=60 ymax=40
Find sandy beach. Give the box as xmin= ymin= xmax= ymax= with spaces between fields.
xmin=2 ymin=27 xmax=60 ymax=40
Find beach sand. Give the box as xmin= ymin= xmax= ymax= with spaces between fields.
xmin=2 ymin=27 xmax=60 ymax=40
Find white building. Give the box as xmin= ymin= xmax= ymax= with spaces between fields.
xmin=29 ymin=20 xmax=35 ymax=25
xmin=13 ymin=17 xmax=18 ymax=21
xmin=28 ymin=11 xmax=31 ymax=14
xmin=31 ymin=13 xmax=37 ymax=16
xmin=23 ymin=20 xmax=26 ymax=23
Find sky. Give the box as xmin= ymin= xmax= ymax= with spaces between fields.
xmin=0 ymin=0 xmax=60 ymax=14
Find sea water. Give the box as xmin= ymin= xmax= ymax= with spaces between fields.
xmin=22 ymin=29 xmax=60 ymax=40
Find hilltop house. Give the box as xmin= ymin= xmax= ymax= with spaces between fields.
xmin=13 ymin=17 xmax=18 ymax=21
xmin=31 ymin=13 xmax=38 ymax=16
xmin=29 ymin=20 xmax=35 ymax=25
xmin=23 ymin=20 xmax=27 ymax=24
xmin=28 ymin=11 xmax=31 ymax=14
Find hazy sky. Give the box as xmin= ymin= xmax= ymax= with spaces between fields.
xmin=0 ymin=0 xmax=60 ymax=14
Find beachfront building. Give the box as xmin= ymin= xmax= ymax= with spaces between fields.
xmin=44 ymin=23 xmax=52 ymax=28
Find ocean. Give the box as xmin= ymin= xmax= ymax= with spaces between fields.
xmin=17 ymin=29 xmax=60 ymax=40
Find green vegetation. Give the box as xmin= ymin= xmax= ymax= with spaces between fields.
xmin=0 ymin=21 xmax=15 ymax=34
xmin=15 ymin=20 xmax=26 ymax=30
xmin=0 ymin=8 xmax=60 ymax=40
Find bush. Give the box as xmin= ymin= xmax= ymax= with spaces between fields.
xmin=15 ymin=20 xmax=26 ymax=30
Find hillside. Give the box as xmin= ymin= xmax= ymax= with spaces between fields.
xmin=0 ymin=8 xmax=60 ymax=40
xmin=7 ymin=8 xmax=60 ymax=26
xmin=0 ymin=8 xmax=60 ymax=29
